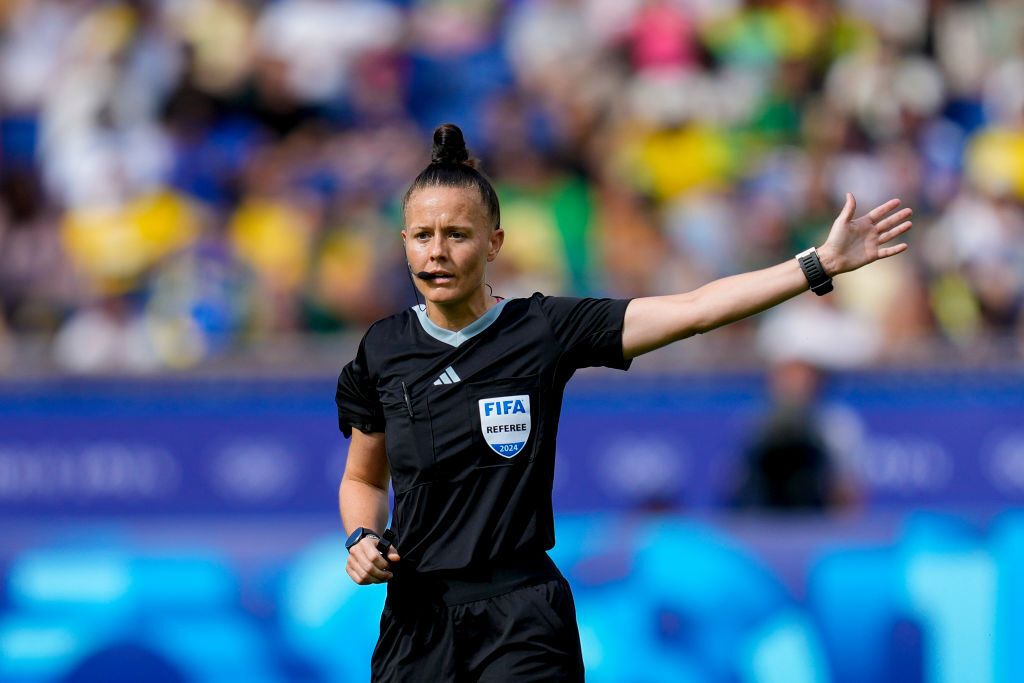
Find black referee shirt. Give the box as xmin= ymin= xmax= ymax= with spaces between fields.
xmin=336 ymin=293 xmax=632 ymax=574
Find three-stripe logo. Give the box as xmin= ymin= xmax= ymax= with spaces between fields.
xmin=433 ymin=366 xmax=461 ymax=385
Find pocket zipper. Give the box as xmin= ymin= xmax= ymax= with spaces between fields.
xmin=401 ymin=381 xmax=414 ymax=420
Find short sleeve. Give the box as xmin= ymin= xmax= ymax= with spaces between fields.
xmin=335 ymin=335 xmax=385 ymax=438
xmin=536 ymin=295 xmax=633 ymax=371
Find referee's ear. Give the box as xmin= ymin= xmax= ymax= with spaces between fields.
xmin=486 ymin=226 xmax=504 ymax=263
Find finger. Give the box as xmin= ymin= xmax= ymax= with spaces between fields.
xmin=387 ymin=547 xmax=401 ymax=562
xmin=838 ymin=192 xmax=856 ymax=223
xmin=867 ymin=198 xmax=901 ymax=222
xmin=372 ymin=548 xmax=393 ymax=570
xmin=359 ymin=555 xmax=393 ymax=580
xmin=346 ymin=564 xmax=369 ymax=585
xmin=878 ymin=243 xmax=909 ymax=258
xmin=357 ymin=562 xmax=391 ymax=583
xmin=346 ymin=556 xmax=367 ymax=580
xmin=358 ymin=552 xmax=393 ymax=581
xmin=351 ymin=546 xmax=391 ymax=576
xmin=355 ymin=541 xmax=389 ymax=564
xmin=875 ymin=207 xmax=912 ymax=231
xmin=879 ymin=221 xmax=912 ymax=243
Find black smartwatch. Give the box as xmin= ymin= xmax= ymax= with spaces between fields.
xmin=345 ymin=527 xmax=381 ymax=551
xmin=796 ymin=247 xmax=833 ymax=296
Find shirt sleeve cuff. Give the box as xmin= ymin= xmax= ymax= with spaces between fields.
xmin=338 ymin=415 xmax=386 ymax=439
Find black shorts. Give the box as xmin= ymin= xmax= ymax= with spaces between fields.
xmin=371 ymin=554 xmax=585 ymax=682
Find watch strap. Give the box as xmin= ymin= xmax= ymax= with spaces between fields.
xmin=796 ymin=247 xmax=833 ymax=296
xmin=345 ymin=527 xmax=381 ymax=551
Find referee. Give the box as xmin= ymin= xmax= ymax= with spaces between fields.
xmin=336 ymin=124 xmax=912 ymax=682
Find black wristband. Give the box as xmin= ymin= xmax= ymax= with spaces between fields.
xmin=375 ymin=529 xmax=396 ymax=558
xmin=796 ymin=247 xmax=833 ymax=296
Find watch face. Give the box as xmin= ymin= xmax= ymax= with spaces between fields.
xmin=345 ymin=527 xmax=365 ymax=549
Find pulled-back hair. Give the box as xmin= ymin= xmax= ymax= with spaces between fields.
xmin=402 ymin=123 xmax=501 ymax=230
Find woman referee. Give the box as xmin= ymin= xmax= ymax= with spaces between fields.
xmin=336 ymin=124 xmax=912 ymax=682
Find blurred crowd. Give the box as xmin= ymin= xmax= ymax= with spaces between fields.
xmin=0 ymin=0 xmax=1022 ymax=373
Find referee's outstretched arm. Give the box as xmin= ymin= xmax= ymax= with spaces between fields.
xmin=622 ymin=194 xmax=913 ymax=359
xmin=341 ymin=429 xmax=400 ymax=584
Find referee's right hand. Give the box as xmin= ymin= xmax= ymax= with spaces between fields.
xmin=346 ymin=536 xmax=401 ymax=585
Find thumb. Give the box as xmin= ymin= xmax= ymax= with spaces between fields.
xmin=388 ymin=546 xmax=401 ymax=562
xmin=838 ymin=192 xmax=856 ymax=223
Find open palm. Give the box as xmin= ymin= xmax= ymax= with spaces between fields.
xmin=819 ymin=193 xmax=913 ymax=276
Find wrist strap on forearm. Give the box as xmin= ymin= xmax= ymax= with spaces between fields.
xmin=796 ymin=247 xmax=833 ymax=296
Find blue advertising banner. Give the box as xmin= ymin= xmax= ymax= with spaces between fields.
xmin=1 ymin=512 xmax=1022 ymax=683
xmin=1 ymin=371 xmax=1022 ymax=516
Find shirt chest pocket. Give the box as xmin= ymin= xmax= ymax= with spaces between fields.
xmin=385 ymin=374 xmax=541 ymax=486
xmin=459 ymin=374 xmax=540 ymax=469
xmin=380 ymin=384 xmax=435 ymax=490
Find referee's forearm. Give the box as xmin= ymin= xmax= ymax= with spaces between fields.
xmin=339 ymin=476 xmax=390 ymax=535
xmin=624 ymin=258 xmax=811 ymax=357
xmin=689 ymin=258 xmax=809 ymax=334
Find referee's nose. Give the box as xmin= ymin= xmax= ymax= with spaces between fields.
xmin=428 ymin=232 xmax=450 ymax=263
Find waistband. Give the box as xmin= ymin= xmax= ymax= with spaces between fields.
xmin=386 ymin=552 xmax=561 ymax=607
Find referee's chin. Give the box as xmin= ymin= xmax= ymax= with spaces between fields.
xmin=419 ymin=280 xmax=474 ymax=306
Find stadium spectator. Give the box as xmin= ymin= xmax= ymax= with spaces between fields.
xmin=0 ymin=0 xmax=1021 ymax=371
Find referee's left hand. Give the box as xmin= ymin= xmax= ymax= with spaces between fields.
xmin=346 ymin=537 xmax=401 ymax=585
xmin=817 ymin=193 xmax=913 ymax=277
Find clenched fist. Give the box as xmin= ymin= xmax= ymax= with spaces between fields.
xmin=346 ymin=536 xmax=402 ymax=585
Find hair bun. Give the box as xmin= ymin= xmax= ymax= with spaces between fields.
xmin=431 ymin=123 xmax=471 ymax=165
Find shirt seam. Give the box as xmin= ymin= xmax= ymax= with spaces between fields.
xmin=534 ymin=294 xmax=571 ymax=369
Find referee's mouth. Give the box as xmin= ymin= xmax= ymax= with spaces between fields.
xmin=419 ymin=271 xmax=456 ymax=285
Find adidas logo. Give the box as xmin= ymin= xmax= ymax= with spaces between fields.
xmin=433 ymin=366 xmax=461 ymax=385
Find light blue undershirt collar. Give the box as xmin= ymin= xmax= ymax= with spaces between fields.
xmin=412 ymin=299 xmax=510 ymax=347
